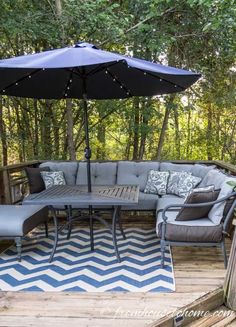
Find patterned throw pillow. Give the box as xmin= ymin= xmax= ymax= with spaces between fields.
xmin=40 ymin=171 xmax=66 ymax=189
xmin=167 ymin=171 xmax=202 ymax=198
xmin=144 ymin=170 xmax=169 ymax=195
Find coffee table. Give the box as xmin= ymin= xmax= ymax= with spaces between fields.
xmin=23 ymin=184 xmax=139 ymax=262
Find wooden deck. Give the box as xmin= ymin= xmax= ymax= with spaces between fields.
xmin=0 ymin=214 xmax=234 ymax=327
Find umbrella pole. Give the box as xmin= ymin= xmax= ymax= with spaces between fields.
xmin=82 ymin=93 xmax=92 ymax=193
xmin=82 ymin=80 xmax=94 ymax=251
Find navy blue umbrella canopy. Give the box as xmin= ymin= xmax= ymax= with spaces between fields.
xmin=0 ymin=42 xmax=200 ymax=99
xmin=0 ymin=42 xmax=201 ymax=192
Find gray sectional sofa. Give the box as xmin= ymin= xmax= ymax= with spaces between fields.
xmin=35 ymin=160 xmax=217 ymax=211
xmin=25 ymin=160 xmax=236 ymax=267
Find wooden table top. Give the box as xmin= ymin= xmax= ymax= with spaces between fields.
xmin=23 ymin=184 xmax=139 ymax=206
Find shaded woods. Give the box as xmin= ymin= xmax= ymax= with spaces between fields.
xmin=0 ymin=0 xmax=235 ymax=165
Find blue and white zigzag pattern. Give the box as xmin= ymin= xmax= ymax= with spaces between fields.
xmin=0 ymin=228 xmax=175 ymax=292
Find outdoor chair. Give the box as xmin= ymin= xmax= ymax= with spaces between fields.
xmin=157 ymin=192 xmax=236 ymax=268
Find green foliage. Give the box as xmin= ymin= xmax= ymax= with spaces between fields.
xmin=0 ymin=0 xmax=235 ymax=165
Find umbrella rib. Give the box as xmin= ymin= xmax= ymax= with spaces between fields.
xmin=105 ymin=68 xmax=132 ymax=97
xmin=85 ymin=61 xmax=122 ymax=77
xmin=0 ymin=68 xmax=42 ymax=93
xmin=132 ymin=67 xmax=186 ymax=91
xmin=63 ymin=69 xmax=74 ymax=98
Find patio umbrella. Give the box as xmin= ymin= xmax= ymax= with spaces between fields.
xmin=0 ymin=42 xmax=201 ymax=192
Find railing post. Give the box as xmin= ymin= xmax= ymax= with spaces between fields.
xmin=224 ymin=219 xmax=236 ymax=310
xmin=2 ymin=169 xmax=12 ymax=204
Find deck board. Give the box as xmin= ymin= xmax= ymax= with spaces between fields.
xmin=0 ymin=214 xmax=230 ymax=326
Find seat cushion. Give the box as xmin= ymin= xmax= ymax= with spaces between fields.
xmin=122 ymin=191 xmax=159 ymax=211
xmin=156 ymin=195 xmax=185 ymax=213
xmin=156 ymin=210 xmax=222 ymax=243
xmin=0 ymin=205 xmax=48 ymax=237
xmin=117 ymin=161 xmax=160 ymax=191
xmin=76 ymin=162 xmax=117 ymax=185
xmin=40 ymin=162 xmax=78 ymax=186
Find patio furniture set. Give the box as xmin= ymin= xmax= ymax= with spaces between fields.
xmin=0 ymin=160 xmax=236 ymax=267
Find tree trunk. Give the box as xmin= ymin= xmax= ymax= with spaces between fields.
xmin=55 ymin=0 xmax=62 ymax=16
xmin=0 ymin=96 xmax=8 ymax=166
xmin=139 ymin=98 xmax=150 ymax=159
xmin=206 ymin=104 xmax=213 ymax=160
xmin=33 ymin=99 xmax=39 ymax=158
xmin=96 ymin=108 xmax=106 ymax=160
xmin=41 ymin=100 xmax=52 ymax=159
xmin=186 ymin=108 xmax=191 ymax=158
xmin=66 ymin=99 xmax=76 ymax=160
xmin=173 ymin=106 xmax=181 ymax=159
xmin=156 ymin=96 xmax=174 ymax=160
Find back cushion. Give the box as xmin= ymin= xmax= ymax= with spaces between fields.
xmin=40 ymin=161 xmax=78 ymax=185
xmin=76 ymin=162 xmax=117 ymax=185
xmin=191 ymin=164 xmax=216 ymax=179
xmin=117 ymin=161 xmax=160 ymax=191
xmin=159 ymin=162 xmax=193 ymax=173
xmin=198 ymin=169 xmax=227 ymax=189
xmin=208 ymin=177 xmax=236 ymax=225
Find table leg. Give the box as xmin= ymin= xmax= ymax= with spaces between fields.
xmin=49 ymin=206 xmax=58 ymax=263
xmin=67 ymin=205 xmax=73 ymax=240
xmin=112 ymin=206 xmax=121 ymax=263
xmin=117 ymin=207 xmax=126 ymax=240
xmin=89 ymin=205 xmax=94 ymax=251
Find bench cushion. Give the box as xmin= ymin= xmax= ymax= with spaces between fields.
xmin=0 ymin=205 xmax=47 ymax=237
xmin=40 ymin=161 xmax=78 ymax=186
xmin=117 ymin=161 xmax=160 ymax=191
xmin=156 ymin=195 xmax=185 ymax=213
xmin=76 ymin=162 xmax=117 ymax=185
xmin=156 ymin=210 xmax=222 ymax=242
xmin=122 ymin=191 xmax=159 ymax=211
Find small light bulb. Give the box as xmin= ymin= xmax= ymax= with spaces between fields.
xmin=28 ymin=75 xmax=31 ymax=79
xmin=159 ymin=79 xmax=162 ymax=82
xmin=144 ymin=72 xmax=147 ymax=75
xmin=113 ymin=78 xmax=116 ymax=82
xmin=15 ymin=83 xmax=18 ymax=85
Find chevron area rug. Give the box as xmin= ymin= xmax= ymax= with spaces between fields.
xmin=0 ymin=228 xmax=175 ymax=292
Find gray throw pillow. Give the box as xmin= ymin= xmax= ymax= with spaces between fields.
xmin=167 ymin=171 xmax=202 ymax=198
xmin=40 ymin=171 xmax=66 ymax=189
xmin=176 ymin=188 xmax=220 ymax=221
xmin=144 ymin=170 xmax=169 ymax=195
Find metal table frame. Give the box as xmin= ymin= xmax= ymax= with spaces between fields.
xmin=24 ymin=185 xmax=139 ymax=263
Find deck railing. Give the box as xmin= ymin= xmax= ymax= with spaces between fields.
xmin=0 ymin=159 xmax=236 ymax=204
